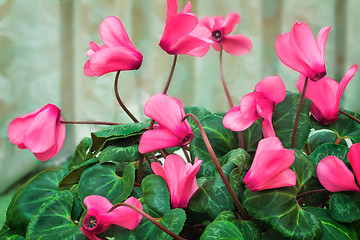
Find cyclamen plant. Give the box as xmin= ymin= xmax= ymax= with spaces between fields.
xmin=2 ymin=0 xmax=360 ymax=239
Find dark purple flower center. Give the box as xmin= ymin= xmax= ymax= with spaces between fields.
xmin=84 ymin=215 xmax=97 ymax=230
xmin=182 ymin=133 xmax=193 ymax=145
xmin=312 ymin=71 xmax=326 ymax=81
xmin=212 ymin=30 xmax=222 ymax=41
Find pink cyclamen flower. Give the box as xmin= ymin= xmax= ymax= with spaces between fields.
xmin=151 ymin=154 xmax=202 ymax=208
xmin=223 ymin=76 xmax=286 ymax=137
xmin=276 ymin=21 xmax=331 ymax=81
xmin=316 ymin=143 xmax=360 ymax=193
xmin=8 ymin=104 xmax=65 ymax=161
xmin=317 ymin=143 xmax=360 ymax=193
xmin=84 ymin=16 xmax=143 ymax=77
xmin=81 ymin=195 xmax=143 ymax=240
xmin=199 ymin=12 xmax=252 ymax=55
xmin=297 ymin=64 xmax=358 ymax=125
xmin=244 ymin=137 xmax=296 ymax=192
xmin=159 ymin=0 xmax=212 ymax=57
xmin=139 ymin=93 xmax=193 ymax=154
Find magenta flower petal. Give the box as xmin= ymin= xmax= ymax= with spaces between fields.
xmin=222 ymin=12 xmax=240 ymax=35
xmin=348 ymin=143 xmax=360 ymax=186
xmin=336 ymin=64 xmax=358 ymax=109
xmin=276 ymin=22 xmax=329 ymax=81
xmin=221 ymin=34 xmax=252 ymax=55
xmin=239 ymin=92 xmax=263 ymax=120
xmin=107 ymin=197 xmax=143 ymax=230
xmin=256 ymin=98 xmax=276 ymax=138
xmin=84 ymin=16 xmax=143 ymax=76
xmin=8 ymin=104 xmax=65 ymax=161
xmin=80 ymin=228 xmax=101 ymax=240
xmin=180 ymin=1 xmax=191 ymax=14
xmin=83 ymin=195 xmax=113 ymax=213
xmin=151 ymin=154 xmax=202 ymax=208
xmin=244 ymin=137 xmax=296 ymax=192
xmin=255 ymin=76 xmax=286 ymax=104
xmin=139 ymin=128 xmax=183 ymax=154
xmin=223 ymin=105 xmax=258 ymax=131
xmin=317 ymin=156 xmax=360 ymax=193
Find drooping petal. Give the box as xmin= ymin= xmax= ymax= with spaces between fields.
xmin=252 ymin=137 xmax=286 ymax=170
xmin=221 ymin=34 xmax=252 ymax=55
xmin=347 ymin=143 xmax=360 ymax=185
xmin=316 ymin=27 xmax=331 ymax=60
xmin=89 ymin=47 xmax=142 ymax=76
xmin=256 ymin=98 xmax=275 ymax=138
xmin=336 ymin=64 xmax=358 ymax=111
xmin=297 ymin=74 xmax=338 ymax=124
xmin=257 ymin=169 xmax=297 ymax=191
xmin=239 ymin=92 xmax=264 ymax=120
xmin=139 ymin=128 xmax=182 ymax=154
xmin=84 ymin=59 xmax=96 ymax=77
xmin=222 ymin=12 xmax=240 ymax=36
xmin=23 ymin=105 xmax=60 ymax=153
xmin=180 ymin=1 xmax=191 ymax=14
xmin=144 ymin=94 xmax=191 ymax=141
xmin=84 ymin=195 xmax=113 ymax=213
xmin=107 ymin=197 xmax=143 ymax=230
xmin=198 ymin=16 xmax=215 ymax=31
xmin=166 ymin=0 xmax=178 ymax=18
xmin=317 ymin=156 xmax=360 ymax=192
xmin=99 ymin=16 xmax=135 ymax=51
xmin=81 ymin=227 xmax=101 ymax=240
xmin=223 ymin=105 xmax=259 ymax=131
xmin=8 ymin=106 xmax=44 ymax=146
xmin=255 ymin=76 xmax=286 ymax=104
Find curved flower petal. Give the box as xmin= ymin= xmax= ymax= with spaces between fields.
xmin=163 ymin=154 xmax=188 ymax=201
xmin=139 ymin=128 xmax=182 ymax=154
xmin=223 ymin=105 xmax=259 ymax=131
xmin=81 ymin=227 xmax=101 ymax=240
xmin=317 ymin=156 xmax=360 ymax=192
xmin=180 ymin=1 xmax=191 ymax=14
xmin=239 ymin=92 xmax=263 ymax=120
xmin=348 ymin=143 xmax=360 ymax=185
xmin=84 ymin=59 xmax=96 ymax=77
xmin=99 ymin=16 xmax=135 ymax=51
xmin=84 ymin=195 xmax=113 ymax=213
xmin=336 ymin=64 xmax=358 ymax=110
xmin=316 ymin=27 xmax=331 ymax=60
xmin=107 ymin=197 xmax=143 ymax=230
xmin=255 ymin=76 xmax=286 ymax=104
xmin=222 ymin=12 xmax=240 ymax=36
xmin=167 ymin=0 xmax=178 ymax=18
xmin=144 ymin=94 xmax=191 ymax=141
xmin=256 ymin=98 xmax=275 ymax=138
xmin=89 ymin=47 xmax=142 ymax=76
xmin=258 ymin=169 xmax=297 ymax=191
xmin=221 ymin=34 xmax=252 ymax=55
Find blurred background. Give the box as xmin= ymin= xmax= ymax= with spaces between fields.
xmin=1 ymin=0 xmax=360 ymax=224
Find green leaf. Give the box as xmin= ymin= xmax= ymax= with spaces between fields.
xmin=68 ymin=137 xmax=93 ymax=171
xmin=213 ymin=210 xmax=236 ymax=222
xmin=6 ymin=168 xmax=68 ymax=235
xmin=330 ymin=192 xmax=360 ymax=223
xmin=78 ymin=163 xmax=134 ymax=203
xmin=242 ymin=151 xmax=321 ymax=239
xmin=301 ymin=177 xmax=330 ymax=207
xmin=187 ymin=174 xmax=235 ymax=223
xmin=90 ymin=122 xmax=148 ymax=153
xmin=242 ymin=120 xmax=263 ymax=152
xmin=184 ymin=106 xmax=212 ymax=127
xmin=308 ymin=130 xmax=338 ymax=152
xmin=26 ymin=191 xmax=85 ymax=240
xmin=308 ymin=143 xmax=349 ymax=175
xmin=132 ymin=208 xmax=186 ymax=240
xmin=311 ymin=110 xmax=360 ymax=144
xmin=272 ymin=92 xmax=312 ymax=149
xmin=99 ymin=144 xmax=140 ymax=164
xmin=200 ymin=220 xmax=245 ymax=240
xmin=0 ymin=225 xmax=25 ymax=239
xmin=190 ymin=113 xmax=239 ymax=178
xmin=59 ymin=158 xmax=98 ymax=189
xmin=142 ymin=175 xmax=170 ymax=218
xmin=305 ymin=207 xmax=358 ymax=240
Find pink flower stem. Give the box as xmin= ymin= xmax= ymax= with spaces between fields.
xmin=219 ymin=46 xmax=244 ymax=149
xmin=108 ymin=203 xmax=185 ymax=240
xmin=114 ymin=70 xmax=139 ymax=123
xmin=60 ymin=120 xmax=122 ymax=125
xmin=339 ymin=110 xmax=360 ymax=124
xmin=182 ymin=147 xmax=191 ymax=163
xmin=291 ymin=76 xmax=309 ymax=149
xmin=296 ymin=189 xmax=329 ymax=200
xmin=182 ymin=113 xmax=249 ymax=220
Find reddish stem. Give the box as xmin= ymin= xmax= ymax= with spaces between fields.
xmin=339 ymin=110 xmax=360 ymax=124
xmin=182 ymin=113 xmax=249 ymax=220
xmin=162 ymin=55 xmax=178 ymax=94
xmin=291 ymin=76 xmax=309 ymax=148
xmin=114 ymin=70 xmax=139 ymax=123
xmin=108 ymin=203 xmax=185 ymax=240
xmin=296 ymin=189 xmax=329 ymax=200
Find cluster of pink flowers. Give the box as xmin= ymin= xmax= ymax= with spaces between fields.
xmin=7 ymin=0 xmax=360 ymax=237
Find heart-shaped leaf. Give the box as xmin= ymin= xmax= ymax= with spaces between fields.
xmin=26 ymin=191 xmax=85 ymax=240
xmin=6 ymin=168 xmax=68 ymax=235
xmin=200 ymin=220 xmax=245 ymax=240
xmin=0 ymin=225 xmax=25 ymax=239
xmin=185 ymin=106 xmax=212 ymax=127
xmin=78 ymin=163 xmax=134 ymax=203
xmin=68 ymin=137 xmax=93 ymax=171
xmin=99 ymin=144 xmax=140 ymax=164
xmin=142 ymin=175 xmax=170 ymax=217
xmin=329 ymin=192 xmax=360 ymax=223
